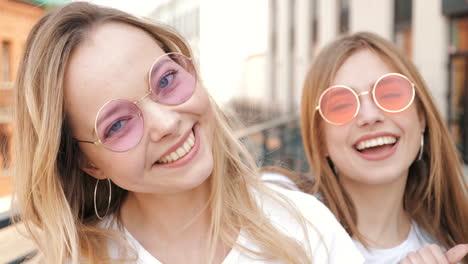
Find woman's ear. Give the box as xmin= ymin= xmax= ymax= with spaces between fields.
xmin=79 ymin=156 xmax=105 ymax=179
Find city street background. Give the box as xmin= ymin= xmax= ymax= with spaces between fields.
xmin=0 ymin=0 xmax=467 ymax=263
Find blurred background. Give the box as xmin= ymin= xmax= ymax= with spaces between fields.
xmin=0 ymin=0 xmax=467 ymax=263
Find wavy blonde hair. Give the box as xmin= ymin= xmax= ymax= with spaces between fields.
xmin=14 ymin=2 xmax=314 ymax=263
xmin=301 ymin=32 xmax=468 ymax=259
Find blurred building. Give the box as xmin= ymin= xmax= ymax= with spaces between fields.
xmin=273 ymin=0 xmax=468 ymax=161
xmin=149 ymin=0 xmax=200 ymax=57
xmin=150 ymin=0 xmax=275 ymax=125
xmin=151 ymin=0 xmax=468 ymax=161
xmin=0 ymin=0 xmax=45 ymax=197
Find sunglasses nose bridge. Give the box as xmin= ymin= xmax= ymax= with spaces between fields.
xmin=356 ymin=90 xmax=379 ymax=111
xmin=134 ymin=91 xmax=152 ymax=105
xmin=357 ymin=91 xmax=370 ymax=97
xmin=354 ymin=91 xmax=385 ymax=126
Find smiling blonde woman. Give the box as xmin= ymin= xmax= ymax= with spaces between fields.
xmin=12 ymin=2 xmax=363 ymax=264
xmin=300 ymin=32 xmax=468 ymax=263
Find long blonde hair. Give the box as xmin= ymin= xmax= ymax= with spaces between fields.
xmin=14 ymin=2 xmax=313 ymax=263
xmin=301 ymin=32 xmax=468 ymax=258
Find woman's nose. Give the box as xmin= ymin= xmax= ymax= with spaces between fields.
xmin=140 ymin=100 xmax=181 ymax=142
xmin=355 ymin=94 xmax=384 ymax=127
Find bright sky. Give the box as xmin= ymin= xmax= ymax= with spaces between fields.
xmin=78 ymin=0 xmax=164 ymax=16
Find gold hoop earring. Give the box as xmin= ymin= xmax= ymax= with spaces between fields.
xmin=94 ymin=178 xmax=112 ymax=220
xmin=417 ymin=133 xmax=424 ymax=161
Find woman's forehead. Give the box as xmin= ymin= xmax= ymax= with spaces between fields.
xmin=63 ymin=22 xmax=165 ymax=133
xmin=331 ymin=50 xmax=393 ymax=89
xmin=71 ymin=22 xmax=165 ymax=73
xmin=66 ymin=23 xmax=164 ymax=95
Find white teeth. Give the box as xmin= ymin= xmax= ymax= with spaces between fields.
xmin=170 ymin=152 xmax=179 ymax=161
xmin=183 ymin=142 xmax=191 ymax=152
xmin=176 ymin=148 xmax=185 ymax=157
xmin=356 ymin=136 xmax=397 ymax=151
xmin=157 ymin=131 xmax=196 ymax=164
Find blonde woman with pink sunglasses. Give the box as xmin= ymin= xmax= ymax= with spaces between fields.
xmin=12 ymin=2 xmax=364 ymax=264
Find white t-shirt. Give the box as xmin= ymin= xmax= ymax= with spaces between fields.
xmin=353 ymin=221 xmax=439 ymax=264
xmin=103 ymin=185 xmax=364 ymax=263
xmin=261 ymin=171 xmax=300 ymax=191
xmin=261 ymin=172 xmax=443 ymax=264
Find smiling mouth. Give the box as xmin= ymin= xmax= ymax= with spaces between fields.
xmin=355 ymin=136 xmax=398 ymax=153
xmin=155 ymin=131 xmax=196 ymax=164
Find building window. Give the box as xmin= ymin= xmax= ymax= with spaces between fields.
xmin=311 ymin=0 xmax=318 ymax=50
xmin=448 ymin=16 xmax=468 ymax=161
xmin=394 ymin=0 xmax=412 ymax=57
xmin=450 ymin=16 xmax=468 ymax=53
xmin=2 ymin=41 xmax=11 ymax=89
xmin=338 ymin=0 xmax=350 ymax=34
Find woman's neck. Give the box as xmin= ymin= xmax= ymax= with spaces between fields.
xmin=122 ymin=181 xmax=212 ymax=235
xmin=342 ymin=174 xmax=412 ymax=248
xmin=119 ymin=180 xmax=226 ymax=263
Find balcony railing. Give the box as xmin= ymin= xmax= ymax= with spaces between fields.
xmin=237 ymin=114 xmax=309 ymax=173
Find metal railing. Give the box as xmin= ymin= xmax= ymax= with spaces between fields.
xmin=237 ymin=114 xmax=309 ymax=173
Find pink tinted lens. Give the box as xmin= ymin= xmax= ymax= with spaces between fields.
xmin=95 ymin=100 xmax=144 ymax=152
xmin=319 ymin=86 xmax=359 ymax=124
xmin=149 ymin=53 xmax=196 ymax=105
xmin=374 ymin=74 xmax=414 ymax=112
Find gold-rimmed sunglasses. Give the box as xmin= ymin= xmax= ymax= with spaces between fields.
xmin=75 ymin=52 xmax=197 ymax=152
xmin=316 ymin=73 xmax=416 ymax=125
